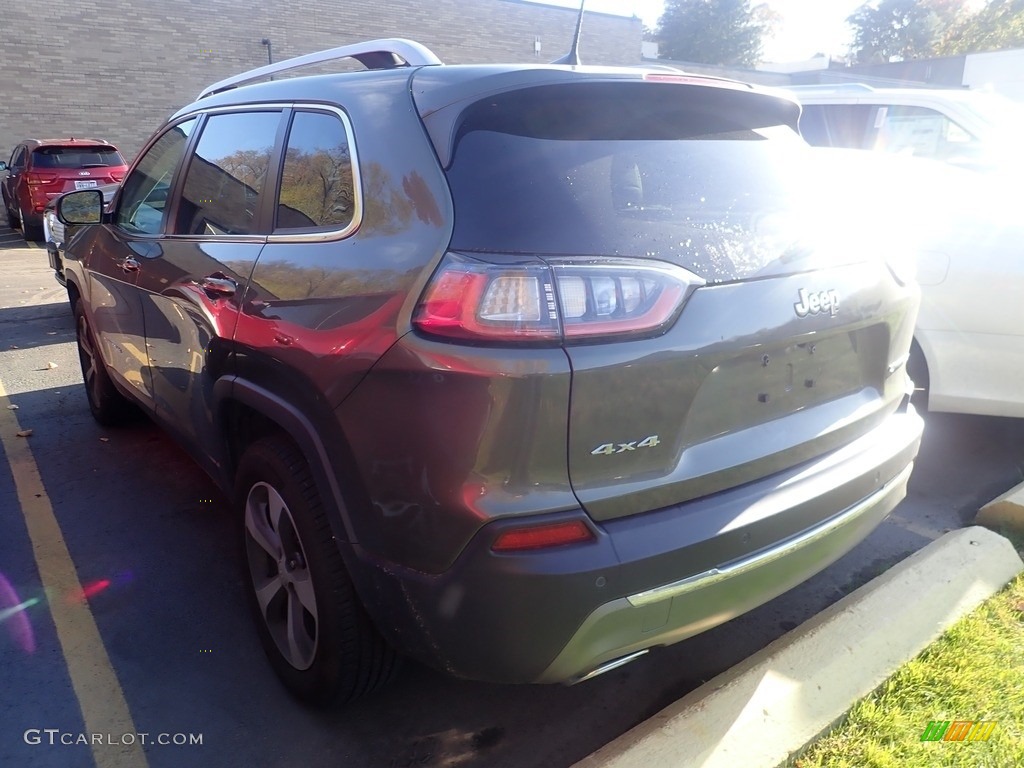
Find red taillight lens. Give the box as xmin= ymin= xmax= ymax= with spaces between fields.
xmin=26 ymin=174 xmax=58 ymax=186
xmin=413 ymin=253 xmax=702 ymax=343
xmin=413 ymin=256 xmax=560 ymax=341
xmin=111 ymin=172 xmax=125 ymax=182
xmin=491 ymin=520 xmax=595 ymax=552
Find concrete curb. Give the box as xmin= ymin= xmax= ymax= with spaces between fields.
xmin=573 ymin=526 xmax=1023 ymax=768
xmin=976 ymin=482 xmax=1024 ymax=536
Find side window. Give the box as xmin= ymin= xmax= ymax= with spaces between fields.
xmin=869 ymin=105 xmax=977 ymax=162
xmin=276 ymin=110 xmax=356 ymax=232
xmin=175 ymin=111 xmax=281 ymax=236
xmin=12 ymin=146 xmax=27 ymax=170
xmin=115 ymin=119 xmax=197 ymax=235
xmin=819 ymin=105 xmax=874 ymax=150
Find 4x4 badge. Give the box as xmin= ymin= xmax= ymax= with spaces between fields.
xmin=794 ymin=288 xmax=839 ymax=318
xmin=591 ymin=436 xmax=660 ymax=455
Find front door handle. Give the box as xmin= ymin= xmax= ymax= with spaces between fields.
xmin=118 ymin=257 xmax=140 ymax=273
xmin=199 ymin=274 xmax=237 ymax=297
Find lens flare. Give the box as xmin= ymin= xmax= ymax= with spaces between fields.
xmin=70 ymin=579 xmax=112 ymax=603
xmin=0 ymin=572 xmax=37 ymax=653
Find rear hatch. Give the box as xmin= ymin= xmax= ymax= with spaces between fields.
xmin=30 ymin=145 xmax=126 ymax=195
xmin=418 ymin=72 xmax=918 ymax=521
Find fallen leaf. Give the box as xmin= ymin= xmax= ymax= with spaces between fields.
xmin=46 ymin=361 xmax=58 ymax=369
xmin=6 ymin=404 xmax=18 ymax=410
xmin=16 ymin=429 xmax=33 ymax=437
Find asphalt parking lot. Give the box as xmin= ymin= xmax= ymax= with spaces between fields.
xmin=2 ymin=228 xmax=1024 ymax=768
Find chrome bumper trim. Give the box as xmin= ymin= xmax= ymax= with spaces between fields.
xmin=570 ymin=649 xmax=650 ymax=685
xmin=626 ymin=462 xmax=914 ymax=608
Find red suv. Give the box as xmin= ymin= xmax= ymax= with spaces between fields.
xmin=1 ymin=138 xmax=127 ymax=241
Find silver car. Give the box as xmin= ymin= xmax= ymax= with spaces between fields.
xmin=45 ymin=182 xmax=120 ymax=283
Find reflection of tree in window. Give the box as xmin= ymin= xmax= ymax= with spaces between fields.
xmin=221 ymin=149 xmax=271 ymax=195
xmin=177 ymin=111 xmax=279 ymax=236
xmin=277 ymin=112 xmax=355 ymax=230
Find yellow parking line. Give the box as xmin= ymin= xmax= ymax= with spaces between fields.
xmin=0 ymin=378 xmax=148 ymax=768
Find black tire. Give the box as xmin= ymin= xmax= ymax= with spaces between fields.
xmin=2 ymin=192 xmax=17 ymax=229
xmin=73 ymin=299 xmax=133 ymax=425
xmin=907 ymin=339 xmax=929 ymax=414
xmin=22 ymin=222 xmax=44 ymax=242
xmin=21 ymin=208 xmax=43 ymax=242
xmin=237 ymin=436 xmax=399 ymax=707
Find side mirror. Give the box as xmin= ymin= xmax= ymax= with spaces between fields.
xmin=0 ymin=161 xmax=8 ymax=172
xmin=58 ymin=189 xmax=104 ymax=225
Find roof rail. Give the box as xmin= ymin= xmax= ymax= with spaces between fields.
xmin=198 ymin=38 xmax=442 ymax=99
xmin=786 ymin=83 xmax=875 ymax=93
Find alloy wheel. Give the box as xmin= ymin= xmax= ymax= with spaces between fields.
xmin=76 ymin=314 xmax=100 ymax=406
xmin=243 ymin=481 xmax=319 ymax=671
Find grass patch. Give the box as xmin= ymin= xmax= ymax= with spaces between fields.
xmin=791 ymin=573 xmax=1024 ymax=768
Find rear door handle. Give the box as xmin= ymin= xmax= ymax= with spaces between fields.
xmin=118 ymin=257 xmax=140 ymax=273
xmin=199 ymin=275 xmax=237 ymax=297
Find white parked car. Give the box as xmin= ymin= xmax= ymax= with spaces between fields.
xmin=814 ymin=147 xmax=1024 ymax=417
xmin=791 ymin=84 xmax=1024 ymax=176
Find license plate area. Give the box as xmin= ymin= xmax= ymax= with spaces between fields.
xmin=74 ymin=180 xmax=98 ymax=189
xmin=684 ymin=326 xmax=888 ymax=439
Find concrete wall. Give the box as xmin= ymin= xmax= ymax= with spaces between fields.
xmin=0 ymin=0 xmax=641 ymax=163
xmin=838 ymin=55 xmax=967 ymax=89
xmin=788 ymin=48 xmax=1024 ymax=102
xmin=963 ymin=49 xmax=1024 ymax=101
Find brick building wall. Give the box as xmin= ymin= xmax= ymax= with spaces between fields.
xmin=0 ymin=0 xmax=641 ymax=163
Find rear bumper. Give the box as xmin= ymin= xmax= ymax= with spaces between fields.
xmin=539 ymin=459 xmax=913 ymax=683
xmin=352 ymin=406 xmax=923 ymax=684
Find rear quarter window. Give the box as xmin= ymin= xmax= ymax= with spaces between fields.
xmin=275 ymin=109 xmax=357 ymax=233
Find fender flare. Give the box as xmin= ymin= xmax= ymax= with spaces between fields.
xmin=213 ymin=376 xmax=357 ymax=546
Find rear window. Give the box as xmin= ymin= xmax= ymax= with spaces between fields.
xmin=444 ymin=83 xmax=859 ymax=282
xmin=31 ymin=146 xmax=125 ymax=169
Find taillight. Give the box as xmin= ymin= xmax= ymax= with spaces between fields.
xmin=413 ymin=253 xmax=703 ymax=343
xmin=25 ymin=174 xmax=58 ymax=186
xmin=111 ymin=172 xmax=125 ymax=182
xmin=491 ymin=520 xmax=595 ymax=552
xmin=413 ymin=259 xmax=559 ymax=341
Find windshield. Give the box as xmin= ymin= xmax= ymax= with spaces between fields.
xmin=958 ymin=91 xmax=1024 ymax=130
xmin=946 ymin=92 xmax=1024 ymax=173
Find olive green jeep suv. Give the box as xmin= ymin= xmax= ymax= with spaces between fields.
xmin=57 ymin=38 xmax=923 ymax=705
